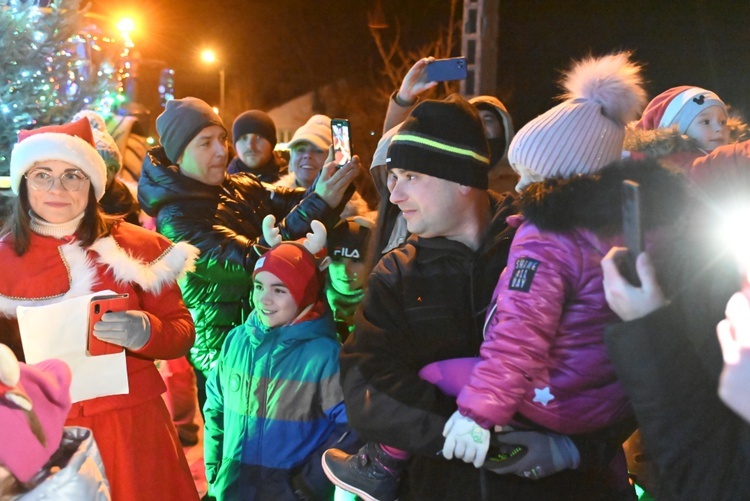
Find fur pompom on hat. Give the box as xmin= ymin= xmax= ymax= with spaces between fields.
xmin=386 ymin=94 xmax=490 ymax=189
xmin=10 ymin=117 xmax=108 ymax=200
xmin=72 ymin=110 xmax=123 ymax=182
xmin=287 ymin=114 xmax=332 ymax=152
xmin=156 ymin=97 xmax=225 ymax=165
xmin=508 ymin=52 xmax=647 ymax=183
xmin=0 ymin=344 xmax=72 ymax=483
xmin=232 ymin=110 xmax=277 ymax=148
xmin=635 ymin=86 xmax=727 ymax=134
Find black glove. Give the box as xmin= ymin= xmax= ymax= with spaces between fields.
xmin=482 ymin=429 xmax=580 ymax=479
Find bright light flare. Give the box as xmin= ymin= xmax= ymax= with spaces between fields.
xmin=201 ymin=50 xmax=217 ymax=64
xmin=117 ymin=17 xmax=136 ymax=34
xmin=719 ymin=207 xmax=750 ymax=270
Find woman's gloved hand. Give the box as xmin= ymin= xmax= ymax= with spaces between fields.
xmin=93 ymin=310 xmax=151 ymax=351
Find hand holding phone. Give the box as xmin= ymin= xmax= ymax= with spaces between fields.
xmin=87 ymin=294 xmax=129 ymax=356
xmin=426 ymin=57 xmax=468 ymax=82
xmin=331 ymin=119 xmax=352 ymax=167
xmin=620 ymin=180 xmax=643 ymax=286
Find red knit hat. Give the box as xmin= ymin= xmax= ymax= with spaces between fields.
xmin=0 ymin=345 xmax=72 ymax=483
xmin=10 ymin=117 xmax=108 ymax=200
xmin=636 ymin=86 xmax=727 ymax=133
xmin=253 ymin=243 xmax=322 ymax=309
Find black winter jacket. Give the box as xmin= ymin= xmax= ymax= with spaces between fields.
xmin=341 ymin=192 xmax=633 ymax=500
xmin=139 ymin=147 xmax=340 ymax=373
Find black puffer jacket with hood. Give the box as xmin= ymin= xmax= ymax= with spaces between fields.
xmin=139 ymin=146 xmax=342 ymax=373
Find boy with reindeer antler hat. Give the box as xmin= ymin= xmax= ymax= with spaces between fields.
xmin=203 ymin=215 xmax=359 ymax=500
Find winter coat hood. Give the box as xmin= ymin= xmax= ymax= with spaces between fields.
xmin=519 ymin=158 xmax=688 ymax=235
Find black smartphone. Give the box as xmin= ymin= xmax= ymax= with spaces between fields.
xmin=426 ymin=57 xmax=468 ymax=82
xmin=331 ymin=119 xmax=352 ymax=167
xmin=621 ymin=180 xmax=643 ymax=286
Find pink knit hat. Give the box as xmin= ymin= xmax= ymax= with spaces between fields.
xmin=635 ymin=86 xmax=726 ymax=133
xmin=0 ymin=344 xmax=72 ymax=483
xmin=508 ymin=52 xmax=647 ymax=181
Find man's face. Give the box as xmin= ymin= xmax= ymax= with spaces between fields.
xmin=388 ymin=168 xmax=465 ymax=239
xmin=235 ymin=133 xmax=273 ymax=168
xmin=290 ymin=141 xmax=328 ymax=188
xmin=478 ymin=110 xmax=503 ymax=139
xmin=178 ymin=125 xmax=228 ymax=186
xmin=684 ymin=105 xmax=730 ymax=152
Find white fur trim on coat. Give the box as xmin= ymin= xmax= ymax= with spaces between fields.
xmin=10 ymin=132 xmax=107 ymax=200
xmin=89 ymin=237 xmax=199 ymax=295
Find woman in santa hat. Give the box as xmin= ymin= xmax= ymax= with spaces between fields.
xmin=0 ymin=117 xmax=200 ymax=501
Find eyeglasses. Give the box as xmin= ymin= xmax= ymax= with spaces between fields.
xmin=24 ymin=169 xmax=90 ymax=192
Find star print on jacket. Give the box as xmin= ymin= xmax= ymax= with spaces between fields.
xmin=533 ymin=386 xmax=555 ymax=406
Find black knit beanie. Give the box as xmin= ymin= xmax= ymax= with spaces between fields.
xmin=156 ymin=97 xmax=226 ymax=164
xmin=327 ymin=218 xmax=373 ymax=261
xmin=232 ymin=110 xmax=277 ymax=147
xmin=386 ymin=94 xmax=490 ymax=189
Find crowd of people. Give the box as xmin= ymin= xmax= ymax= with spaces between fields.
xmin=1 ymin=49 xmax=750 ymax=501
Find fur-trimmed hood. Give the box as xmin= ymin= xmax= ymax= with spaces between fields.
xmin=625 ymin=114 xmax=750 ymax=159
xmin=519 ymin=158 xmax=688 ymax=235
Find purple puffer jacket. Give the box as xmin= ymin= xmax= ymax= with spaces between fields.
xmin=456 ymin=215 xmax=632 ymax=434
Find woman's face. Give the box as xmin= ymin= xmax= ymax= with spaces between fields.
xmin=26 ymin=160 xmax=90 ymax=224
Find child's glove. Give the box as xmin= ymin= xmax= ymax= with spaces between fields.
xmin=483 ymin=429 xmax=580 ymax=479
xmin=93 ymin=311 xmax=151 ymax=351
xmin=442 ymin=410 xmax=490 ymax=468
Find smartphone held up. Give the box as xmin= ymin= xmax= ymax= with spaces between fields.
xmin=331 ymin=118 xmax=352 ymax=167
xmin=426 ymin=57 xmax=468 ymax=82
xmin=620 ymin=180 xmax=643 ymax=287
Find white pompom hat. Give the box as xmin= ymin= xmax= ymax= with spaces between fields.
xmin=508 ymin=52 xmax=647 ymax=182
xmin=10 ymin=117 xmax=107 ymax=200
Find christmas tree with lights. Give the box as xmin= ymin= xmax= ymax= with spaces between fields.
xmin=0 ymin=0 xmax=128 ymax=175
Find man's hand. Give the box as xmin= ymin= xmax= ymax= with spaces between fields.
xmin=601 ymin=247 xmax=668 ymax=321
xmin=93 ymin=310 xmax=151 ymax=351
xmin=397 ymin=57 xmax=438 ymax=106
xmin=717 ymin=290 xmax=750 ymax=423
xmin=442 ymin=411 xmax=490 ymax=468
xmin=314 ymin=146 xmax=359 ymax=208
xmin=483 ymin=429 xmax=580 ymax=479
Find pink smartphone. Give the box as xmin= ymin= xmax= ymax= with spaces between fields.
xmin=87 ymin=294 xmax=129 ymax=356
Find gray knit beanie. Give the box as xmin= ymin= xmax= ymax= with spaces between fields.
xmin=156 ymin=97 xmax=226 ymax=164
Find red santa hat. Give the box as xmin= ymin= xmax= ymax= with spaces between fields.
xmin=10 ymin=117 xmax=108 ymax=200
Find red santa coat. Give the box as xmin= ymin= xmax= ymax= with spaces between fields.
xmin=0 ymin=221 xmax=200 ymax=501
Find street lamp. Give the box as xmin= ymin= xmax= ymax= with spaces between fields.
xmin=200 ymin=49 xmax=225 ymax=117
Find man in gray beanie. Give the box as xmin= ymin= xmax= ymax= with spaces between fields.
xmin=138 ymin=96 xmax=358 ymax=410
xmin=323 ymin=94 xmax=635 ymax=501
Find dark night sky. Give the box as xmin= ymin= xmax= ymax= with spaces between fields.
xmin=92 ymin=0 xmax=750 ymax=130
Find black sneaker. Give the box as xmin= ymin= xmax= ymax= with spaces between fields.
xmin=322 ymin=442 xmax=406 ymax=501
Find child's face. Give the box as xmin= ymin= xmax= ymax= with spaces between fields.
xmin=253 ymin=271 xmax=300 ymax=328
xmin=685 ymin=105 xmax=729 ymax=152
xmin=328 ymin=257 xmax=368 ymax=295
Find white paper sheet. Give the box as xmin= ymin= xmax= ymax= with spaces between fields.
xmin=17 ymin=290 xmax=129 ymax=403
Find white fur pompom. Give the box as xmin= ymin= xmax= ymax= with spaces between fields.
xmin=562 ymin=52 xmax=647 ymax=125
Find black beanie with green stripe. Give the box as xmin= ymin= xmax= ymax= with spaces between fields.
xmin=386 ymin=93 xmax=490 ymax=189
